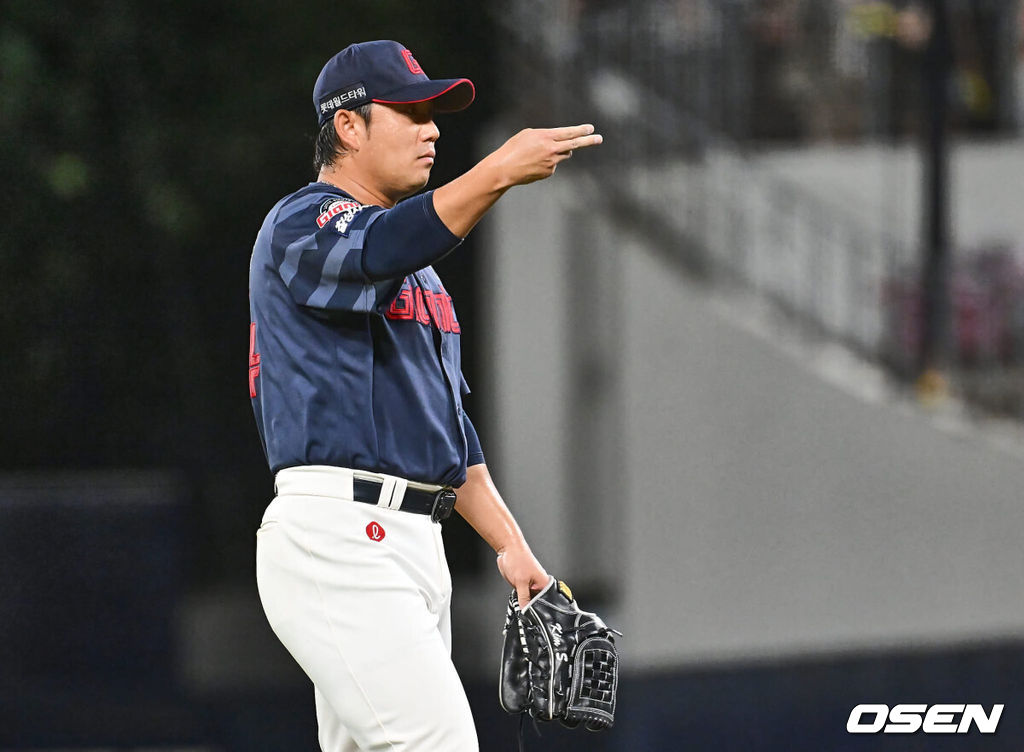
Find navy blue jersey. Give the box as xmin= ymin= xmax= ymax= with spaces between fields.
xmin=249 ymin=182 xmax=484 ymax=485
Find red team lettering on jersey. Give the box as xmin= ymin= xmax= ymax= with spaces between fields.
xmin=385 ymin=282 xmax=460 ymax=333
xmin=251 ymin=281 xmax=460 ymax=397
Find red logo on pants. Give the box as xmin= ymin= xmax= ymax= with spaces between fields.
xmin=366 ymin=521 xmax=386 ymax=542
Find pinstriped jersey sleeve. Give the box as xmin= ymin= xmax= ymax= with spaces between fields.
xmin=270 ymin=194 xmax=388 ymax=313
xmin=270 ymin=189 xmax=462 ymax=313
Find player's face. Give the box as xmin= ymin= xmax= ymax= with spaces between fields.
xmin=361 ymin=101 xmax=439 ymax=203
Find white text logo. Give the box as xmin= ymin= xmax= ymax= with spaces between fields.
xmin=847 ymin=704 xmax=1003 ymax=734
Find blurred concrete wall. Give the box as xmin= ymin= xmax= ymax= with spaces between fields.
xmin=481 ymin=173 xmax=1024 ymax=671
xmin=750 ymin=140 xmax=1024 ymax=254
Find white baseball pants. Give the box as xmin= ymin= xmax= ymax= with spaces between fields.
xmin=255 ymin=466 xmax=479 ymax=751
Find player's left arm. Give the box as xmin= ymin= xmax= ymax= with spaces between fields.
xmin=454 ymin=454 xmax=548 ymax=608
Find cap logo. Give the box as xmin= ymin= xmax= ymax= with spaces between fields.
xmin=401 ymin=49 xmax=423 ymax=75
xmin=319 ymin=82 xmax=367 ymax=117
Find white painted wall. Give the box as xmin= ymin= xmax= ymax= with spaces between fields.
xmin=751 ymin=140 xmax=1024 ymax=252
xmin=477 ymin=170 xmax=1024 ymax=672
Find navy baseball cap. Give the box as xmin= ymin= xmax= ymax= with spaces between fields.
xmin=314 ymin=41 xmax=475 ymax=126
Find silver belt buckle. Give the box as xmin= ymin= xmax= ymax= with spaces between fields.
xmin=430 ymin=488 xmax=456 ymax=522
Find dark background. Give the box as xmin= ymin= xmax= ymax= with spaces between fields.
xmin=0 ymin=0 xmax=496 ymax=588
xmin=1 ymin=2 xmax=502 ymax=746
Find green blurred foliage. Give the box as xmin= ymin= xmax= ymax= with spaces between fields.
xmin=0 ymin=0 xmax=495 ymax=472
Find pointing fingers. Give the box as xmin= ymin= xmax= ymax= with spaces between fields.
xmin=496 ymin=122 xmax=604 ymax=186
xmin=563 ymin=133 xmax=603 ymax=155
xmin=551 ymin=123 xmax=596 ymax=141
xmin=550 ymin=124 xmax=603 ymax=154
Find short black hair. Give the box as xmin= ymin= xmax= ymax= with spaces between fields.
xmin=314 ymin=103 xmax=374 ymax=173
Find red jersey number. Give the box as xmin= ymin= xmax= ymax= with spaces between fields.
xmin=249 ymin=322 xmax=261 ymax=398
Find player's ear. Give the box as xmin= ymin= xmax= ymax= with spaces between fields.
xmin=334 ymin=108 xmax=366 ymax=154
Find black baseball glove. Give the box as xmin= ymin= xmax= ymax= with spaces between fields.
xmin=499 ymin=576 xmax=620 ymax=730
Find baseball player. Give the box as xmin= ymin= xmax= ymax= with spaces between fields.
xmin=248 ymin=40 xmax=601 ymax=751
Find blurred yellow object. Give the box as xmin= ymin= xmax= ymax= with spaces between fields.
xmin=957 ymin=69 xmax=993 ymax=117
xmin=849 ymin=2 xmax=899 ymax=38
xmin=915 ymin=368 xmax=949 ymax=406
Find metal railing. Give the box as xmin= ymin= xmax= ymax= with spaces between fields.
xmin=496 ymin=0 xmax=1024 ymax=416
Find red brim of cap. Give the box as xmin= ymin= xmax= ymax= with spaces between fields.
xmin=372 ymin=78 xmax=475 ymax=113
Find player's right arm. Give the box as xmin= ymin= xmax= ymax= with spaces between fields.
xmin=273 ymin=125 xmax=601 ymax=310
xmin=454 ymin=462 xmax=549 ymax=609
xmin=432 ymin=124 xmax=602 ymax=238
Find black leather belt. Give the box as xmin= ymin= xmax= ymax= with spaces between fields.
xmin=352 ymin=477 xmax=456 ymax=522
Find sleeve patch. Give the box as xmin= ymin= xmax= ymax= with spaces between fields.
xmin=316 ymin=199 xmax=364 ymax=234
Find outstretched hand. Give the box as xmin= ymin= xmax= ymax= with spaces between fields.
xmin=432 ymin=122 xmax=603 ymax=237
xmin=496 ymin=541 xmax=549 ymax=608
xmin=491 ymin=124 xmax=604 ymax=186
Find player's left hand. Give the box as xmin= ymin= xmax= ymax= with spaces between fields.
xmin=496 ymin=541 xmax=548 ymax=608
